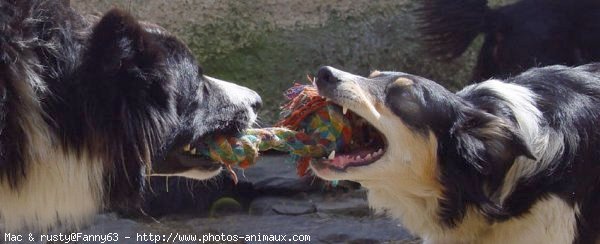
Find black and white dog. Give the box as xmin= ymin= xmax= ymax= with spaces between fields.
xmin=0 ymin=0 xmax=260 ymax=231
xmin=311 ymin=64 xmax=600 ymax=243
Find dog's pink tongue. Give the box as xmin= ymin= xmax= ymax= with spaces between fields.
xmin=328 ymin=156 xmax=355 ymax=169
xmin=325 ymin=149 xmax=370 ymax=169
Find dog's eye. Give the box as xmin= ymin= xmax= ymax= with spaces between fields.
xmin=400 ymin=88 xmax=416 ymax=101
xmin=388 ymin=85 xmax=415 ymax=101
xmin=389 ymin=86 xmax=408 ymax=98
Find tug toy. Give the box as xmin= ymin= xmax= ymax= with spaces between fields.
xmin=199 ymin=82 xmax=352 ymax=180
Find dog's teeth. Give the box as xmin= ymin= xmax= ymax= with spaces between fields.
xmin=377 ymin=148 xmax=383 ymax=154
xmin=343 ymin=106 xmax=348 ymax=115
xmin=366 ymin=153 xmax=372 ymax=159
xmin=328 ymin=150 xmax=336 ymax=159
xmin=190 ymin=148 xmax=197 ymax=154
xmin=326 ymin=98 xmax=332 ymax=102
xmin=183 ymin=144 xmax=191 ymax=151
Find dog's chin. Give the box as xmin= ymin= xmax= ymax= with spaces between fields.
xmin=310 ymin=161 xmax=356 ymax=181
xmin=152 ymin=167 xmax=223 ymax=180
xmin=151 ymin=167 xmax=223 ymax=182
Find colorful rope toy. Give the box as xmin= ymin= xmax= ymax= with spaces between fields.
xmin=200 ymin=83 xmax=352 ymax=180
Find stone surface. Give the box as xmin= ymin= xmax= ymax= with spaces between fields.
xmin=67 ymin=156 xmax=421 ymax=243
xmin=272 ymin=202 xmax=317 ymax=216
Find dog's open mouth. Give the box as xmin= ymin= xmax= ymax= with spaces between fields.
xmin=156 ymin=132 xmax=244 ymax=177
xmin=316 ymin=105 xmax=387 ymax=170
xmin=175 ymin=141 xmax=222 ymax=170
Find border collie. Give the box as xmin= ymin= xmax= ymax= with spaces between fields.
xmin=310 ymin=64 xmax=600 ymax=243
xmin=0 ymin=0 xmax=261 ymax=231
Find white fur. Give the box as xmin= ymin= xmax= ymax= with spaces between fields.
xmin=336 ymin=102 xmax=576 ymax=243
xmin=0 ymin=147 xmax=104 ymax=232
xmin=150 ymin=168 xmax=222 ymax=180
xmin=311 ymin=69 xmax=579 ymax=243
xmin=461 ymin=80 xmax=565 ymax=202
xmin=0 ymin=67 xmax=104 ymax=232
xmin=310 ymin=71 xmax=447 ymax=239
xmin=480 ymin=195 xmax=577 ymax=244
xmin=204 ymin=75 xmax=259 ymax=124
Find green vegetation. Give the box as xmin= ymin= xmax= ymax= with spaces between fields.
xmin=184 ymin=2 xmax=481 ymax=124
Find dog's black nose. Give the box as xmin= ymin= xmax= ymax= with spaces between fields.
xmin=317 ymin=66 xmax=340 ymax=84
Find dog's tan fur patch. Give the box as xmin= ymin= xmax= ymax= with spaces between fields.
xmin=368 ymin=70 xmax=382 ymax=78
xmin=393 ymin=77 xmax=414 ymax=87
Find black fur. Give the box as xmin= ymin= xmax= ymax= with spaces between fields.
xmin=382 ymin=73 xmax=535 ymax=225
xmin=418 ymin=0 xmax=600 ymax=81
xmin=317 ymin=64 xmax=600 ymax=243
xmin=407 ymin=64 xmax=600 ymax=242
xmin=0 ymin=0 xmax=261 ymax=230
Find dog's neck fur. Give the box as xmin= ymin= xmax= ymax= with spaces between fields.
xmin=358 ymin=130 xmax=490 ymax=242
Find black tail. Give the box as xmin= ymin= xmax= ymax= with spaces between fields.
xmin=417 ymin=0 xmax=491 ymax=60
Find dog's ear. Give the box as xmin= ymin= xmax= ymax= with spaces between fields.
xmin=78 ymin=8 xmax=171 ymax=108
xmin=85 ymin=8 xmax=164 ymax=76
xmin=75 ymin=9 xmax=173 ymax=210
xmin=451 ymin=108 xmax=535 ymax=176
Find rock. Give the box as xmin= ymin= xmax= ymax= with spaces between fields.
xmin=253 ymin=176 xmax=317 ymax=194
xmin=247 ymin=197 xmax=279 ymax=216
xmin=316 ymin=193 xmax=371 ymax=217
xmin=240 ymin=155 xmax=320 ymax=194
xmin=178 ymin=214 xmax=414 ymax=243
xmin=320 ymin=233 xmax=351 ymax=243
xmin=80 ymin=214 xmax=149 ymax=239
xmin=272 ymin=202 xmax=317 ymax=216
xmin=348 ymin=239 xmax=381 ymax=244
xmin=208 ymin=197 xmax=244 ymax=217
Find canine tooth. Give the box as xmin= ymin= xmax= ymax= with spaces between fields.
xmin=343 ymin=106 xmax=348 ymax=115
xmin=190 ymin=148 xmax=197 ymax=154
xmin=328 ymin=151 xmax=336 ymax=159
xmin=377 ymin=149 xmax=383 ymax=154
xmin=183 ymin=144 xmax=191 ymax=151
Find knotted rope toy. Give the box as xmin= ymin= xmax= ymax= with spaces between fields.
xmin=198 ymin=83 xmax=352 ymax=182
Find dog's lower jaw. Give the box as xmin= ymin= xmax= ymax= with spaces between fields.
xmin=150 ymin=167 xmax=223 ymax=181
